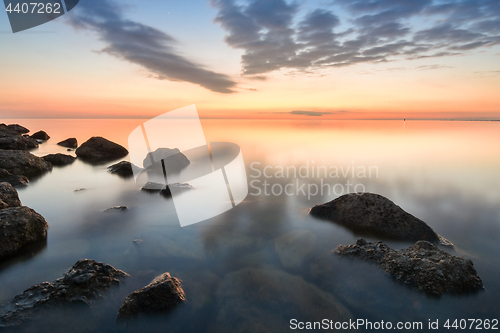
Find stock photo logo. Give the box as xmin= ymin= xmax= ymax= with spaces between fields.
xmin=128 ymin=105 xmax=248 ymax=227
xmin=4 ymin=0 xmax=79 ymax=33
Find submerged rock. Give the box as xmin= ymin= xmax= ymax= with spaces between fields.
xmin=310 ymin=193 xmax=451 ymax=245
xmin=42 ymin=153 xmax=76 ymax=166
xmin=0 ymin=168 xmax=29 ymax=187
xmin=336 ymin=239 xmax=483 ymax=296
xmin=0 ymin=206 xmax=48 ymax=261
xmin=75 ymin=137 xmax=128 ymax=163
xmin=274 ymin=230 xmax=316 ymax=268
xmin=104 ymin=205 xmax=128 ymax=212
xmin=212 ymin=268 xmax=352 ymax=333
xmin=108 ymin=161 xmax=136 ymax=178
xmin=57 ymin=138 xmax=78 ymax=149
xmin=141 ymin=181 xmax=194 ymax=197
xmin=0 ymin=150 xmax=52 ymax=178
xmin=6 ymin=124 xmax=30 ymax=134
xmin=30 ymin=130 xmax=50 ymax=141
xmin=0 ymin=182 xmax=22 ymax=209
xmin=0 ymin=259 xmax=129 ymax=327
xmin=143 ymin=148 xmax=190 ymax=171
xmin=117 ymin=272 xmax=186 ymax=321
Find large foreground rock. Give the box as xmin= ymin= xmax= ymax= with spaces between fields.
xmin=0 ymin=135 xmax=38 ymax=150
xmin=0 ymin=259 xmax=129 ymax=327
xmin=76 ymin=137 xmax=128 ymax=163
xmin=211 ymin=268 xmax=352 ymax=333
xmin=42 ymin=153 xmax=76 ymax=166
xmin=310 ymin=193 xmax=451 ymax=245
xmin=0 ymin=168 xmax=29 ymax=187
xmin=57 ymin=138 xmax=78 ymax=148
xmin=5 ymin=124 xmax=29 ymax=134
xmin=336 ymin=239 xmax=483 ymax=296
xmin=0 ymin=150 xmax=52 ymax=178
xmin=0 ymin=206 xmax=48 ymax=260
xmin=0 ymin=182 xmax=22 ymax=209
xmin=117 ymin=272 xmax=186 ymax=321
xmin=143 ymin=148 xmax=190 ymax=171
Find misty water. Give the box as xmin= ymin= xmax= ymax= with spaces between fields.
xmin=1 ymin=119 xmax=499 ymax=332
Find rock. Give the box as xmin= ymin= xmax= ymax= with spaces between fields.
xmin=117 ymin=272 xmax=186 ymax=320
xmin=0 ymin=182 xmax=22 ymax=209
xmin=30 ymin=130 xmax=50 ymax=141
xmin=104 ymin=205 xmax=128 ymax=212
xmin=141 ymin=181 xmax=194 ymax=197
xmin=0 ymin=150 xmax=52 ymax=178
xmin=57 ymin=138 xmax=78 ymax=148
xmin=336 ymin=239 xmax=483 ymax=296
xmin=0 ymin=168 xmax=29 ymax=187
xmin=212 ymin=268 xmax=352 ymax=333
xmin=108 ymin=161 xmax=135 ymax=178
xmin=310 ymin=193 xmax=451 ymax=245
xmin=0 ymin=259 xmax=129 ymax=327
xmin=74 ymin=188 xmax=86 ymax=192
xmin=75 ymin=137 xmax=128 ymax=163
xmin=143 ymin=148 xmax=190 ymax=171
xmin=6 ymin=124 xmax=30 ymax=134
xmin=274 ymin=230 xmax=316 ymax=268
xmin=0 ymin=135 xmax=38 ymax=150
xmin=0 ymin=206 xmax=48 ymax=260
xmin=42 ymin=153 xmax=76 ymax=166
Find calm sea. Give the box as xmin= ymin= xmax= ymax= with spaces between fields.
xmin=1 ymin=119 xmax=499 ymax=332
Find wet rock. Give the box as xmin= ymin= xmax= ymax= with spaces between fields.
xmin=0 ymin=206 xmax=48 ymax=260
xmin=30 ymin=130 xmax=50 ymax=141
xmin=0 ymin=150 xmax=52 ymax=178
xmin=75 ymin=137 xmax=128 ymax=163
xmin=6 ymin=124 xmax=30 ymax=134
xmin=0 ymin=259 xmax=129 ymax=327
xmin=0 ymin=135 xmax=38 ymax=150
xmin=0 ymin=168 xmax=29 ymax=187
xmin=211 ymin=268 xmax=352 ymax=333
xmin=74 ymin=188 xmax=86 ymax=192
xmin=143 ymin=148 xmax=190 ymax=171
xmin=108 ymin=161 xmax=136 ymax=178
xmin=274 ymin=230 xmax=316 ymax=269
xmin=104 ymin=205 xmax=128 ymax=212
xmin=310 ymin=193 xmax=451 ymax=245
xmin=117 ymin=272 xmax=186 ymax=321
xmin=336 ymin=239 xmax=483 ymax=296
xmin=141 ymin=181 xmax=194 ymax=197
xmin=57 ymin=138 xmax=78 ymax=149
xmin=42 ymin=153 xmax=76 ymax=166
xmin=141 ymin=181 xmax=166 ymax=192
xmin=0 ymin=182 xmax=22 ymax=209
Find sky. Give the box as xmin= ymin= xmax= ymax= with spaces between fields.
xmin=0 ymin=0 xmax=499 ymax=119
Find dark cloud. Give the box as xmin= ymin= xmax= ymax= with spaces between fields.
xmin=211 ymin=0 xmax=500 ymax=76
xmin=68 ymin=0 xmax=236 ymax=93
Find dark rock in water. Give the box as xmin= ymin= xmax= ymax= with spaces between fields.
xmin=310 ymin=193 xmax=451 ymax=245
xmin=141 ymin=181 xmax=194 ymax=197
xmin=0 ymin=168 xmax=29 ymax=187
xmin=30 ymin=130 xmax=50 ymax=141
xmin=336 ymin=239 xmax=483 ymax=296
xmin=42 ymin=153 xmax=76 ymax=166
xmin=0 ymin=206 xmax=48 ymax=261
xmin=75 ymin=137 xmax=128 ymax=163
xmin=143 ymin=148 xmax=190 ymax=172
xmin=0 ymin=182 xmax=22 ymax=209
xmin=6 ymin=124 xmax=30 ymax=134
xmin=0 ymin=150 xmax=52 ymax=178
xmin=0 ymin=259 xmax=129 ymax=327
xmin=74 ymin=188 xmax=86 ymax=192
xmin=117 ymin=272 xmax=186 ymax=321
xmin=211 ymin=268 xmax=352 ymax=333
xmin=0 ymin=135 xmax=38 ymax=150
xmin=108 ymin=161 xmax=136 ymax=178
xmin=104 ymin=205 xmax=128 ymax=212
xmin=57 ymin=137 xmax=78 ymax=148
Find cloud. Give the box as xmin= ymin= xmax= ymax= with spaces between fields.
xmin=290 ymin=110 xmax=346 ymax=116
xmin=67 ymin=0 xmax=237 ymax=93
xmin=211 ymin=0 xmax=500 ymax=76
